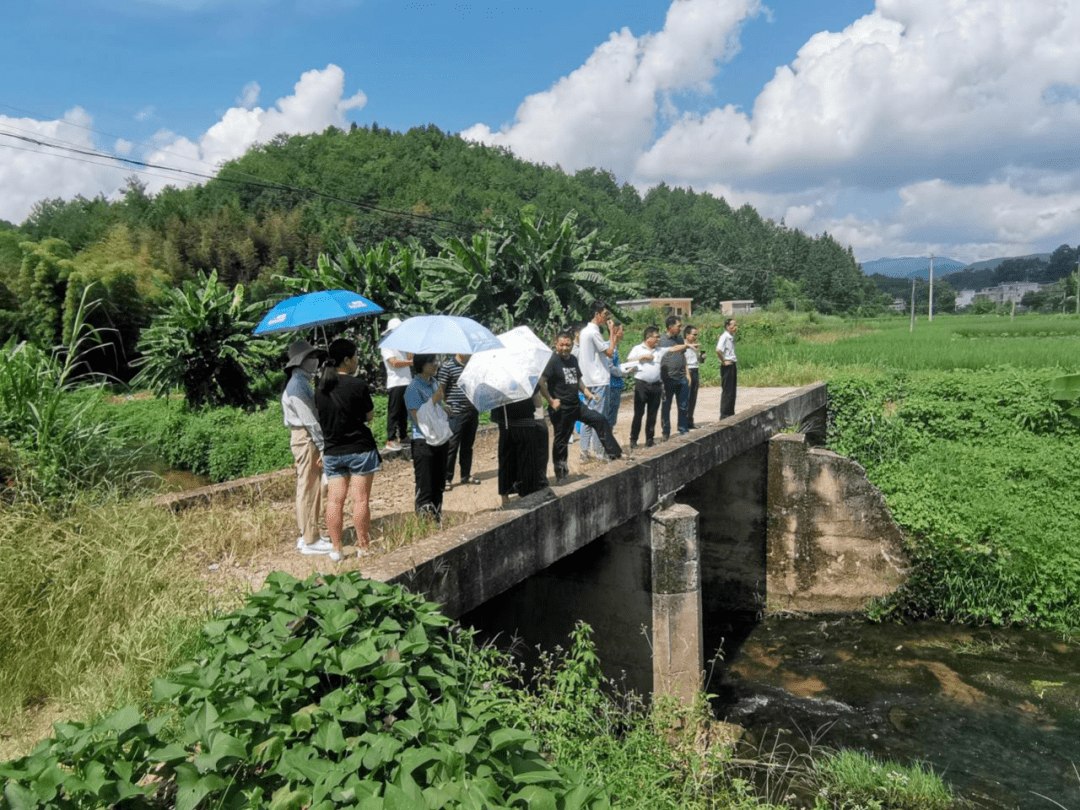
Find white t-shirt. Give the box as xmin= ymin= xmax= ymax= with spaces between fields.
xmin=716 ymin=330 xmax=737 ymax=364
xmin=626 ymin=342 xmax=668 ymax=384
xmin=686 ymin=346 xmax=700 ymax=370
xmin=381 ymin=347 xmax=412 ymax=388
xmin=577 ymin=321 xmax=611 ymax=388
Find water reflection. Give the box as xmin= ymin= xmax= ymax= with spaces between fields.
xmin=712 ymin=615 xmax=1080 ymax=809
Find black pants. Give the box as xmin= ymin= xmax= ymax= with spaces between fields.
xmin=498 ymin=419 xmax=549 ymax=497
xmin=445 ymin=408 xmax=479 ymax=482
xmin=630 ymin=379 xmax=661 ymax=446
xmin=661 ymin=376 xmax=690 ymax=437
xmin=411 ymin=439 xmax=449 ymax=518
xmin=550 ymin=402 xmax=621 ymax=478
xmin=386 ymin=386 xmax=409 ymax=443
xmin=720 ymin=363 xmax=737 ymax=418
xmin=687 ymin=367 xmax=700 ymax=428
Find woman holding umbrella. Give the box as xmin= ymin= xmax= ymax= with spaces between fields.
xmin=405 ymin=354 xmax=449 ymax=522
xmin=315 ymin=338 xmax=380 ymax=562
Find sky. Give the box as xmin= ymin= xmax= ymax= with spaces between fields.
xmin=3 ymin=0 xmax=1080 ymax=266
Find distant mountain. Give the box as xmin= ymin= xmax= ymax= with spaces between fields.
xmin=962 ymin=253 xmax=1051 ymax=272
xmin=860 ymin=256 xmax=966 ymax=279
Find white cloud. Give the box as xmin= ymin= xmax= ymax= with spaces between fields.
xmin=466 ymin=0 xmax=1080 ymax=262
xmin=462 ymin=0 xmax=763 ymax=178
xmin=146 ymin=64 xmax=366 ymax=179
xmin=236 ymin=81 xmax=261 ymax=110
xmin=135 ymin=106 xmax=155 ymax=122
xmin=0 ymin=107 xmax=129 ymax=224
xmin=0 ymin=64 xmax=367 ymax=225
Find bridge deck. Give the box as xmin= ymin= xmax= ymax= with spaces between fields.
xmin=365 ymin=383 xmax=828 ymax=618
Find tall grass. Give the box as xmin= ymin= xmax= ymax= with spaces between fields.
xmin=0 ymin=295 xmax=139 ymax=505
xmin=0 ymin=493 xmax=301 ymax=759
xmin=0 ymin=500 xmax=206 ymax=727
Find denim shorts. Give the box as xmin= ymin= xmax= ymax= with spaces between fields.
xmin=323 ymin=450 xmax=381 ymax=479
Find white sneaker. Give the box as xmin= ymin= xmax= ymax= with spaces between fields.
xmin=297 ymin=535 xmax=330 ymax=550
xmin=300 ymin=538 xmax=333 ymax=555
xmin=384 ymin=441 xmax=403 ymax=452
xmin=329 ymin=550 xmax=343 ymax=562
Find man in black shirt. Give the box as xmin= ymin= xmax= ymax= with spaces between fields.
xmin=540 ymin=330 xmax=624 ymax=483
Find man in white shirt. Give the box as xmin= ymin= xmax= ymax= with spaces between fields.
xmin=625 ymin=325 xmax=667 ymax=449
xmin=716 ymin=318 xmax=738 ymax=418
xmin=577 ymin=301 xmax=620 ymax=460
xmin=381 ymin=317 xmax=412 ymax=451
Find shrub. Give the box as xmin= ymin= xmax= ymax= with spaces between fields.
xmin=0 ymin=573 xmax=612 ymax=810
xmin=132 ymin=270 xmax=285 ymax=410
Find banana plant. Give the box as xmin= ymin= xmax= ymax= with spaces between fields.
xmin=1050 ymin=373 xmax=1080 ymax=418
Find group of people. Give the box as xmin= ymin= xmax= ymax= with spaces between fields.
xmin=282 ymin=308 xmax=739 ymax=561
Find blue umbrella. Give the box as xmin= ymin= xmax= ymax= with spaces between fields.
xmin=253 ymin=290 xmax=383 ymax=335
xmin=377 ymin=315 xmax=503 ymax=354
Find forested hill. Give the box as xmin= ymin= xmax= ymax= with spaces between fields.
xmin=3 ymin=124 xmax=871 ymax=316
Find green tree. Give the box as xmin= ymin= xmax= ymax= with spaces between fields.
xmin=64 ymin=223 xmax=170 ymax=379
xmin=15 ymin=237 xmax=76 ymax=347
xmin=133 ymin=270 xmax=284 ymax=409
xmin=420 ymin=210 xmax=640 ymax=337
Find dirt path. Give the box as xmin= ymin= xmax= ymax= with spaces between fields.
xmin=205 ymin=385 xmax=798 ymax=588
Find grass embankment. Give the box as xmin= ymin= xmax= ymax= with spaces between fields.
xmin=733 ymin=311 xmax=1080 ymax=631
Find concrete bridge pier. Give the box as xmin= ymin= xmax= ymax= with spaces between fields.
xmin=650 ymin=504 xmax=704 ymax=703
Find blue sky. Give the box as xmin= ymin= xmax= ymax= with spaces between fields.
xmin=3 ymin=0 xmax=1080 ymax=265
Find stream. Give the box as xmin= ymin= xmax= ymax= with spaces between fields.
xmin=712 ymin=614 xmax=1080 ymax=809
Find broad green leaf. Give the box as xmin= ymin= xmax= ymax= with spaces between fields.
xmin=312 ymin=720 xmax=348 ymax=753
xmin=2 ymin=782 xmax=37 ymax=810
xmin=383 ymin=782 xmax=426 ymax=810
xmin=489 ymin=727 xmax=533 ymax=753
xmin=252 ymin=734 xmax=285 ymax=764
xmin=193 ymin=732 xmax=248 ymax=772
xmin=269 ymin=785 xmax=312 ymax=810
xmin=509 ymin=785 xmax=558 ymax=810
xmin=147 ymin=743 xmax=189 ymax=763
xmin=100 ymin=705 xmax=142 ymax=734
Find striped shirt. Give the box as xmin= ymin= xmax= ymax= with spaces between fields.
xmin=436 ymin=357 xmax=474 ymax=414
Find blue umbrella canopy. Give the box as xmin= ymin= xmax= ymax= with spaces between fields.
xmin=377 ymin=315 xmax=503 ymax=354
xmin=253 ymin=290 xmax=383 ymax=335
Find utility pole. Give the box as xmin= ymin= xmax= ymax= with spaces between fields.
xmin=928 ymin=253 xmax=934 ymax=322
xmin=909 ymin=276 xmax=916 ymax=333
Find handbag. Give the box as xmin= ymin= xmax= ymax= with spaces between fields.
xmin=416 ymin=399 xmax=453 ymax=446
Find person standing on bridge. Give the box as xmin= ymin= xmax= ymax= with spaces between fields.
xmin=540 ymin=330 xmax=626 ymax=483
xmin=282 ymin=339 xmax=329 ymax=556
xmin=658 ymin=315 xmax=691 ymax=439
xmin=716 ymin=317 xmax=738 ymax=418
xmin=315 ymin=338 xmax=380 ymax=563
xmin=626 ymin=325 xmax=667 ymax=450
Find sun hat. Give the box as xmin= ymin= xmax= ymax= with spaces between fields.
xmin=285 ymin=339 xmax=324 ymax=369
xmin=382 ymin=316 xmax=403 ymax=335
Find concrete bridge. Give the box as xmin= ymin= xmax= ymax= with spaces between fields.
xmin=364 ymin=382 xmax=908 ymax=702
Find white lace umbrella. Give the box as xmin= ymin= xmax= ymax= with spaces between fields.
xmin=457 ymin=326 xmax=553 ymax=412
